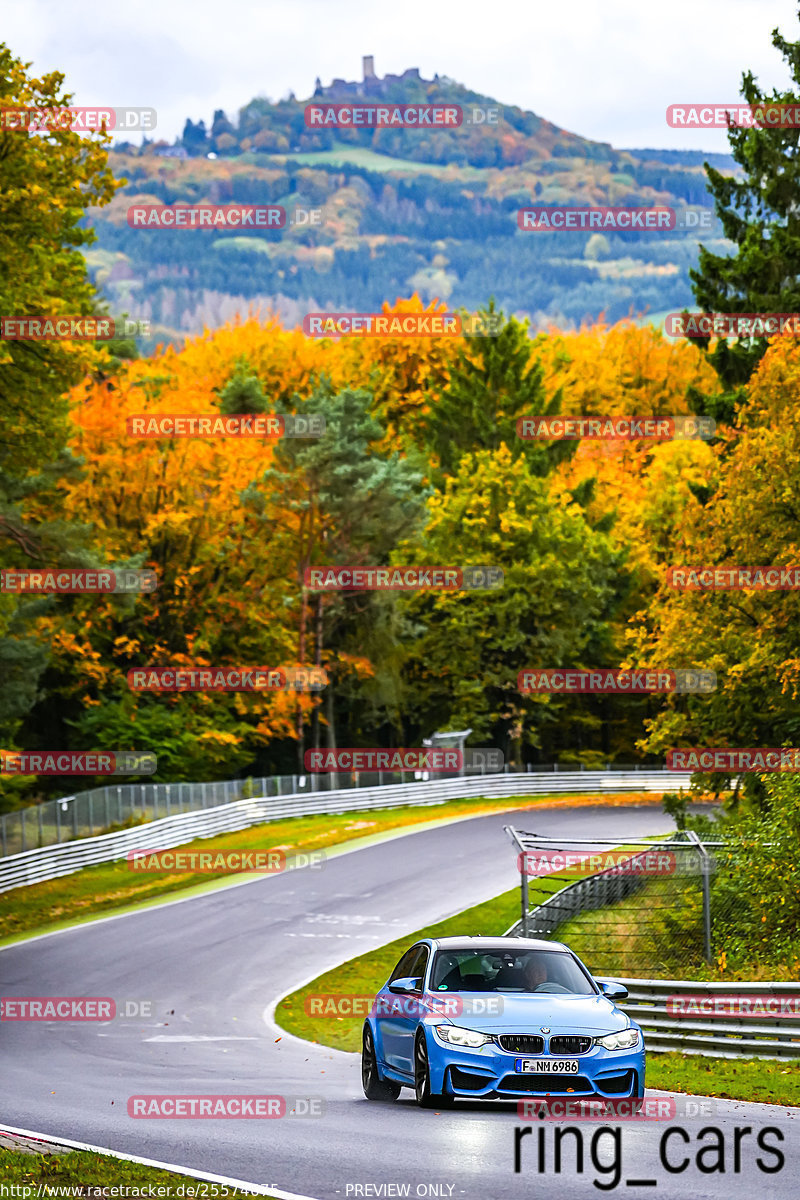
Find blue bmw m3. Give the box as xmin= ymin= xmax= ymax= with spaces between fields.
xmin=361 ymin=936 xmax=645 ymax=1108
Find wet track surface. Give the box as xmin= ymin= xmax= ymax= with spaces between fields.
xmin=1 ymin=803 xmax=797 ymax=1198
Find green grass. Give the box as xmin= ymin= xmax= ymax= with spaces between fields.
xmin=273 ymin=144 xmax=487 ymax=177
xmin=647 ymin=1053 xmax=800 ymax=1106
xmin=556 ymin=885 xmax=691 ymax=979
xmin=0 ymin=1145 xmax=275 ymax=1194
xmin=1 ymin=790 xmax=645 ymax=946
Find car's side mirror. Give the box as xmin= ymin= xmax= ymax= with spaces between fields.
xmin=598 ymin=979 xmax=629 ymax=1001
xmin=388 ymin=976 xmax=423 ymax=995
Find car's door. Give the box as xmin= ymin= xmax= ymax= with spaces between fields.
xmin=377 ymin=944 xmax=429 ymax=1075
xmin=390 ymin=944 xmax=431 ymax=1074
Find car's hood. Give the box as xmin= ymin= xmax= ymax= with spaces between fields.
xmin=424 ymin=992 xmax=630 ymax=1034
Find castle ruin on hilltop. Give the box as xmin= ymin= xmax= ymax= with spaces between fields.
xmin=313 ymin=57 xmax=439 ymax=99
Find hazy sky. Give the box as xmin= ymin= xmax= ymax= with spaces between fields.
xmin=5 ymin=0 xmax=798 ymax=153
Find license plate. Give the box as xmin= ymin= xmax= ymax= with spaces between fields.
xmin=515 ymin=1058 xmax=580 ymax=1074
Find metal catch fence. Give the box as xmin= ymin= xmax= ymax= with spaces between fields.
xmin=503 ymin=829 xmax=729 ymax=974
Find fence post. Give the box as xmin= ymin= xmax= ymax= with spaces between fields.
xmin=21 ymin=808 xmax=26 ymax=853
xmin=521 ymin=857 xmax=529 ymax=938
xmin=37 ymin=803 xmax=43 ymax=848
xmin=118 ymin=787 xmax=123 ymax=825
xmin=1 ymin=813 xmax=5 ymax=857
xmin=701 ymin=860 xmax=712 ymax=963
xmin=73 ymin=799 xmax=78 ymax=838
xmin=686 ymin=831 xmax=713 ymax=963
xmin=88 ymin=793 xmax=94 ymax=836
xmin=105 ymin=788 xmax=110 ymax=831
xmin=166 ymin=785 xmax=171 ymax=818
xmin=55 ymin=802 xmax=61 ymax=845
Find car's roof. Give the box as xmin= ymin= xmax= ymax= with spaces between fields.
xmin=427 ymin=936 xmax=569 ymax=952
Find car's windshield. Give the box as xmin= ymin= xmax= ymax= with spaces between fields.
xmin=429 ymin=948 xmax=597 ymax=995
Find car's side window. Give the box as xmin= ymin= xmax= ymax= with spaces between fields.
xmin=406 ymin=945 xmax=429 ymax=990
xmin=389 ymin=946 xmax=422 ymax=984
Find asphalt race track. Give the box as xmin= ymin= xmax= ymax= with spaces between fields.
xmin=1 ymin=803 xmax=797 ymax=1199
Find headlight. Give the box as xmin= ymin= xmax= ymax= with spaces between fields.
xmin=595 ymin=1028 xmax=640 ymax=1051
xmin=435 ymin=1025 xmax=493 ymax=1048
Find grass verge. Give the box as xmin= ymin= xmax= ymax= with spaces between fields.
xmin=0 ymin=790 xmax=662 ymax=947
xmin=647 ymin=1053 xmax=800 ymax=1107
xmin=275 ymin=886 xmax=800 ymax=1107
xmin=0 ymin=1145 xmax=274 ymax=1195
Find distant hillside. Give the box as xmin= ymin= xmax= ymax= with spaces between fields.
xmin=94 ymin=61 xmax=738 ymax=350
xmin=626 ymin=148 xmax=737 ymax=170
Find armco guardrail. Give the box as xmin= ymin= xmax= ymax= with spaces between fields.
xmin=0 ymin=769 xmax=684 ymax=893
xmin=2 ymin=769 xmax=461 ymax=857
xmin=0 ymin=761 xmax=681 ymax=857
xmin=618 ymin=979 xmax=800 ymax=1060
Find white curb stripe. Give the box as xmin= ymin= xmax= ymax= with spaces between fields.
xmin=0 ymin=1121 xmax=321 ymax=1200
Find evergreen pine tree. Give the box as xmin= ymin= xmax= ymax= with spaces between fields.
xmin=688 ymin=8 xmax=800 ymax=423
xmin=422 ymin=300 xmax=571 ymax=479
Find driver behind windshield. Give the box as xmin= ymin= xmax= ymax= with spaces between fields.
xmin=521 ymin=955 xmax=549 ymax=991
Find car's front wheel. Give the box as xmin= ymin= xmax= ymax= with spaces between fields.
xmin=414 ymin=1030 xmax=454 ymax=1108
xmin=362 ymin=1025 xmax=400 ymax=1101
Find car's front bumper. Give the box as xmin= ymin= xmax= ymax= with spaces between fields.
xmin=423 ymin=1029 xmax=645 ymax=1100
